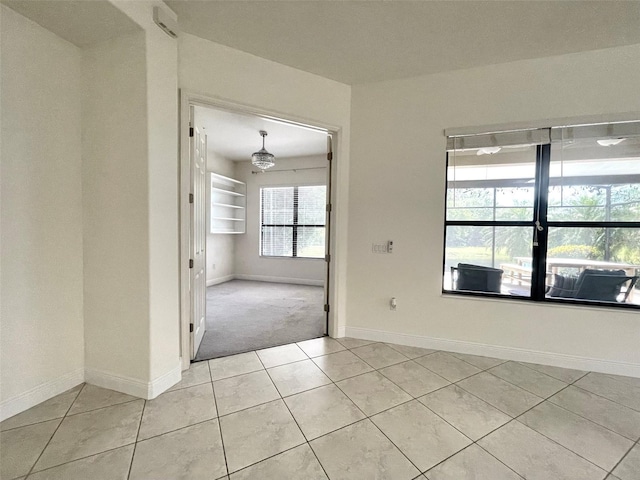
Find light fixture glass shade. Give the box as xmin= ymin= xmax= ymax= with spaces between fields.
xmin=252 ymin=130 xmax=275 ymax=169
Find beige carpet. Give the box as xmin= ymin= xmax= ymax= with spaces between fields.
xmin=195 ymin=280 xmax=326 ymax=361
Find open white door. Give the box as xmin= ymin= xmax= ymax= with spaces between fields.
xmin=324 ymin=134 xmax=333 ymax=334
xmin=190 ymin=106 xmax=207 ymax=358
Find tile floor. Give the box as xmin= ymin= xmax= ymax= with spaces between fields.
xmin=2 ymin=337 xmax=639 ymax=479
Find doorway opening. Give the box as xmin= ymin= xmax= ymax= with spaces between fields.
xmin=182 ymin=98 xmax=335 ymax=364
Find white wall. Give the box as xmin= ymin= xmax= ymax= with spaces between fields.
xmin=81 ymin=30 xmax=152 ymax=384
xmin=234 ymin=155 xmax=327 ymax=285
xmin=83 ymin=0 xmax=181 ymax=393
xmin=206 ymin=152 xmax=236 ymax=285
xmin=179 ymin=34 xmax=351 ymax=336
xmin=348 ymin=44 xmax=640 ymax=373
xmin=0 ymin=5 xmax=85 ymax=417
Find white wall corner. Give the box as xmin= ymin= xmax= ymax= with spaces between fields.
xmin=0 ymin=368 xmax=85 ymax=422
xmin=206 ymin=275 xmax=236 ymax=287
xmin=85 ymin=362 xmax=181 ymax=400
xmin=234 ymin=274 xmax=324 ymax=287
xmin=147 ymin=362 xmax=182 ymax=399
xmin=335 ymin=326 xmax=347 ymax=338
xmin=344 ymin=326 xmax=640 ymax=378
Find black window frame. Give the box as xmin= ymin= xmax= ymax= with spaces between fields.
xmin=260 ymin=185 xmax=326 ymax=259
xmin=443 ymin=133 xmax=640 ymax=310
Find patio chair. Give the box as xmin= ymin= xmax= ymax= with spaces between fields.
xmin=548 ymin=269 xmax=639 ymax=303
xmin=451 ymin=263 xmax=504 ymax=293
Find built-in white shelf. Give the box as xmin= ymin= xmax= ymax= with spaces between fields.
xmin=210 ymin=172 xmax=246 ymax=234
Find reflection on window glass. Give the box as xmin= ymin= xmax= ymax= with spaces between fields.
xmin=444 ymin=226 xmax=532 ymax=296
xmin=546 ymin=227 xmax=640 ymax=304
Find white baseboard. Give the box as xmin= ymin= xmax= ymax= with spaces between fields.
xmin=85 ymin=362 xmax=182 ymax=400
xmin=206 ymin=275 xmax=235 ymax=287
xmin=344 ymin=326 xmax=640 ymax=378
xmin=148 ymin=363 xmax=182 ymax=399
xmin=0 ymin=368 xmax=84 ymax=422
xmin=234 ymin=274 xmax=324 ymax=287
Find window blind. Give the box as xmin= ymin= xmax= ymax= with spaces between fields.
xmin=260 ymin=185 xmax=326 ymax=258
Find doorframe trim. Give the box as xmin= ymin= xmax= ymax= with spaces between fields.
xmin=179 ymin=90 xmax=345 ymax=370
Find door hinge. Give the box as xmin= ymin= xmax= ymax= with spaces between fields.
xmin=189 ymin=323 xmax=194 ymax=333
xmin=325 ymin=254 xmax=331 ymax=262
xmin=189 ymin=259 xmax=194 ymax=268
xmin=326 ymin=203 xmax=332 ymax=212
xmin=324 ymin=304 xmax=330 ymax=313
xmin=327 ymin=152 xmax=333 ymax=161
xmin=189 ymin=127 xmax=194 ymax=137
xmin=189 ymin=193 xmax=194 ymax=204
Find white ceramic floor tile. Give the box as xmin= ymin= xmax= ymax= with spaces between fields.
xmin=604 ymin=373 xmax=640 ymax=388
xmin=213 ymin=370 xmax=280 ymax=416
xmin=517 ymin=362 xmax=587 ymax=384
xmin=219 ymin=399 xmax=305 ymax=473
xmin=384 ymin=343 xmax=436 ymax=359
xmin=257 ymin=344 xmax=308 ymax=368
xmin=575 ymin=373 xmax=640 ymax=411
xmin=310 ymin=419 xmax=420 ymax=480
xmin=457 ymin=372 xmax=543 ymax=417
xmin=208 ymin=351 xmax=264 ymax=381
xmin=0 ymin=419 xmax=61 ymax=480
xmin=138 ymin=384 xmax=215 ymax=440
xmin=414 ymin=352 xmax=481 ymax=382
xmin=130 ymin=419 xmax=227 ymax=480
xmin=167 ymin=361 xmax=211 ymax=392
xmin=336 ymin=371 xmax=412 ymax=416
xmin=67 ymin=385 xmax=138 ymax=415
xmin=448 ymin=353 xmax=507 ymax=370
xmin=488 ymin=362 xmax=566 ymax=398
xmin=34 ymin=401 xmax=143 ymax=472
xmin=425 ymin=444 xmax=522 ymax=480
xmin=612 ymin=443 xmax=640 ymax=480
xmin=371 ymin=400 xmax=471 ymax=471
xmin=297 ymin=337 xmax=346 ymax=357
xmin=0 ymin=385 xmax=81 ymax=431
xmin=549 ymin=385 xmax=640 ymax=440
xmin=27 ymin=445 xmax=134 ymax=480
xmin=311 ymin=350 xmax=373 ymax=381
xmin=378 ymin=360 xmax=450 ymax=397
xmin=520 ymin=401 xmax=633 ymax=471
xmin=335 ymin=338 xmax=376 ymax=349
xmin=230 ymin=444 xmax=327 ymax=480
xmin=267 ymin=360 xmax=331 ymax=397
xmin=479 ymin=421 xmax=606 ymax=480
xmin=419 ymin=384 xmax=511 ymax=440
xmin=284 ymin=384 xmax=366 ymax=440
xmin=350 ymin=343 xmax=409 ymax=369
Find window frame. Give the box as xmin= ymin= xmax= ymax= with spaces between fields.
xmin=443 ymin=131 xmax=640 ymax=310
xmin=260 ymin=184 xmax=326 ymax=259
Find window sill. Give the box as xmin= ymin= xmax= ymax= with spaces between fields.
xmin=440 ymin=289 xmax=640 ymax=313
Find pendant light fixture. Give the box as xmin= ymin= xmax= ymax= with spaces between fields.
xmin=251 ymin=130 xmax=275 ymax=170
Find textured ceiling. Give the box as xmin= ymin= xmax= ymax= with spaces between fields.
xmin=194 ymin=106 xmax=328 ymax=162
xmin=166 ymin=0 xmax=640 ymax=85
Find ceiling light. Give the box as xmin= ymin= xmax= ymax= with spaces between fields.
xmin=477 ymin=146 xmax=502 ymax=155
xmin=251 ymin=130 xmax=275 ymax=170
xmin=596 ymin=138 xmax=625 ymax=147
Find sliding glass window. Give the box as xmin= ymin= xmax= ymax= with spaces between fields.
xmin=444 ymin=121 xmax=640 ymax=308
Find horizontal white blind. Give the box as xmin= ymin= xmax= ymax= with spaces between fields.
xmin=550 ymin=121 xmax=640 ymax=142
xmin=261 ymin=185 xmax=326 ymax=258
xmin=447 ymin=129 xmax=550 ymax=151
